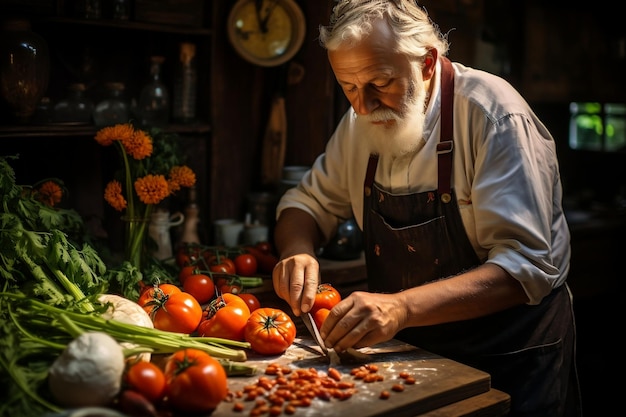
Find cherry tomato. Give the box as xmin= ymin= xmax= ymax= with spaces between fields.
xmin=176 ymin=243 xmax=203 ymax=267
xmin=164 ymin=348 xmax=228 ymax=413
xmin=183 ymin=273 xmax=215 ymax=304
xmin=216 ymin=275 xmax=243 ymax=294
xmin=197 ymin=293 xmax=251 ymax=341
xmin=238 ymin=293 xmax=261 ymax=312
xmin=139 ymin=285 xmax=203 ymax=334
xmin=255 ymin=241 xmax=274 ymax=254
xmin=244 ymin=246 xmax=279 ymax=274
xmin=209 ymin=256 xmax=236 ymax=274
xmin=311 ymin=283 xmax=341 ymax=314
xmin=178 ymin=264 xmax=198 ymax=285
xmin=244 ymin=307 xmax=296 ymax=355
xmin=124 ymin=361 xmax=166 ymax=403
xmin=313 ymin=307 xmax=330 ymax=330
xmin=234 ymin=253 xmax=258 ymax=276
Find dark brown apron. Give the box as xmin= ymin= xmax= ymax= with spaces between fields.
xmin=362 ymin=57 xmax=581 ymax=417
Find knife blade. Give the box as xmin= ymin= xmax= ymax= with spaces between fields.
xmin=301 ymin=312 xmax=328 ymax=356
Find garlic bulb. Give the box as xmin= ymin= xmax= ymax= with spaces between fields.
xmin=48 ymin=332 xmax=125 ymax=407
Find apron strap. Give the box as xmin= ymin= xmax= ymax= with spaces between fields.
xmin=438 ymin=57 xmax=454 ymax=203
xmin=364 ymin=153 xmax=379 ymax=196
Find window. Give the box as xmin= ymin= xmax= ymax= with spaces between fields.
xmin=569 ymin=102 xmax=626 ymax=152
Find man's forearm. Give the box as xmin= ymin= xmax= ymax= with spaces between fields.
xmin=274 ymin=208 xmax=324 ymax=258
xmin=398 ymin=263 xmax=530 ymax=327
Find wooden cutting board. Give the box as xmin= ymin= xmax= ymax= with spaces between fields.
xmin=212 ymin=338 xmax=491 ymax=417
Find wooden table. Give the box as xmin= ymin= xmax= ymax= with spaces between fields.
xmin=240 ymin=257 xmax=510 ymax=416
xmin=211 ymin=338 xmax=510 ymax=417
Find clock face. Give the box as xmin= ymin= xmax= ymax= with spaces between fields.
xmin=228 ymin=0 xmax=306 ymax=67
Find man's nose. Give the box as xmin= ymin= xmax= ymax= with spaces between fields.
xmin=352 ymin=89 xmax=379 ymax=115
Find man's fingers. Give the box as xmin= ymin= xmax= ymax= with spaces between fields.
xmin=272 ymin=254 xmax=320 ymax=316
xmin=300 ymin=262 xmax=320 ymax=313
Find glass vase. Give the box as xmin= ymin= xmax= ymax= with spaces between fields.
xmin=122 ymin=215 xmax=150 ymax=271
xmin=0 ymin=19 xmax=50 ymax=123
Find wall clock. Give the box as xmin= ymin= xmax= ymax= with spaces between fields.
xmin=227 ymin=0 xmax=306 ymax=67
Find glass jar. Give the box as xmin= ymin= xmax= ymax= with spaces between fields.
xmin=53 ymin=83 xmax=94 ymax=124
xmin=173 ymin=42 xmax=197 ymax=123
xmin=93 ymin=82 xmax=129 ymax=127
xmin=136 ymin=56 xmax=169 ymax=128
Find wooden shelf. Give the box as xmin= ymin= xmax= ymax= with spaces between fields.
xmin=38 ymin=17 xmax=212 ymax=36
xmin=0 ymin=123 xmax=211 ymax=139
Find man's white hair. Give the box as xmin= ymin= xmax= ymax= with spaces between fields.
xmin=319 ymin=0 xmax=450 ymax=60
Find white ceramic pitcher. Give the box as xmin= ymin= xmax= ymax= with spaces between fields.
xmin=149 ymin=209 xmax=185 ymax=260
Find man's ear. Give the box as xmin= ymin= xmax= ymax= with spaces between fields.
xmin=422 ymin=48 xmax=438 ymax=80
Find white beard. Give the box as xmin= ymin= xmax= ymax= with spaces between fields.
xmin=354 ymin=74 xmax=428 ymax=159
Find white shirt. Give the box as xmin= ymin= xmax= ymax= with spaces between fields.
xmin=277 ymin=61 xmax=571 ymax=305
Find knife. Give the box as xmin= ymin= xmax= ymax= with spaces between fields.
xmin=301 ymin=312 xmax=328 ymax=356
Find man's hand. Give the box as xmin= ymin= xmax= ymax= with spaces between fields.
xmin=272 ymin=253 xmax=320 ymax=316
xmin=319 ymin=291 xmax=406 ymax=352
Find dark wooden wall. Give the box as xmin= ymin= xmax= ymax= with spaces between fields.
xmin=208 ymin=1 xmax=338 ymax=224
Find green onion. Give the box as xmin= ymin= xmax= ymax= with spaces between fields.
xmin=1 ymin=292 xmax=250 ymax=361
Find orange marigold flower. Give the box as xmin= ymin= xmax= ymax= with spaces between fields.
xmin=94 ymin=123 xmax=135 ymax=146
xmin=169 ymin=165 xmax=197 ymax=188
xmin=134 ymin=174 xmax=170 ymax=205
xmin=36 ymin=180 xmax=63 ymax=207
xmin=122 ymin=129 xmax=153 ymax=160
xmin=104 ymin=180 xmax=127 ymax=211
xmin=167 ymin=179 xmax=181 ymax=194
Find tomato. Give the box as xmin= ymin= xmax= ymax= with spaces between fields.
xmin=197 ymin=293 xmax=251 ymax=341
xmin=216 ymin=275 xmax=243 ymax=295
xmin=255 ymin=241 xmax=274 ymax=254
xmin=124 ymin=361 xmax=166 ymax=403
xmin=137 ymin=283 xmax=181 ymax=308
xmin=244 ymin=246 xmax=279 ymax=274
xmin=175 ymin=243 xmax=203 ymax=267
xmin=234 ymin=253 xmax=258 ymax=276
xmin=209 ymin=256 xmax=236 ymax=274
xmin=244 ymin=307 xmax=296 ymax=355
xmin=311 ymin=283 xmax=341 ymax=314
xmin=178 ymin=264 xmax=198 ymax=285
xmin=238 ymin=293 xmax=261 ymax=312
xmin=140 ymin=287 xmax=203 ymax=334
xmin=164 ymin=348 xmax=228 ymax=413
xmin=183 ymin=273 xmax=215 ymax=304
xmin=313 ymin=307 xmax=330 ymax=330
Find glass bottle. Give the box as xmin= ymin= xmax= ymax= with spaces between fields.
xmin=93 ymin=82 xmax=129 ymax=127
xmin=173 ymin=42 xmax=197 ymax=123
xmin=53 ymin=83 xmax=94 ymax=124
xmin=136 ymin=56 xmax=169 ymax=128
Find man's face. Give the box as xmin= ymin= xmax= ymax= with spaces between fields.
xmin=328 ymin=18 xmax=429 ymax=157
